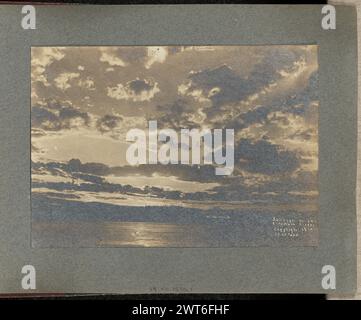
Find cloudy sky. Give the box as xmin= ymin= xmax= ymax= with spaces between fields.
xmin=31 ymin=45 xmax=318 ymax=210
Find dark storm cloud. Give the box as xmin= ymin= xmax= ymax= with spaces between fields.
xmin=32 ymin=106 xmax=59 ymax=128
xmin=235 ymin=139 xmax=300 ymax=175
xmin=213 ymin=70 xmax=318 ymax=130
xmin=32 ymin=159 xmax=317 ymax=204
xmin=67 ymin=159 xmax=110 ymax=176
xmin=128 ymin=79 xmax=153 ymax=94
xmin=96 ymin=114 xmax=122 ymax=133
xmin=189 ymin=65 xmax=246 ymax=106
xmin=59 ymin=106 xmax=88 ymax=122
xmin=32 ymin=160 xmax=189 ymax=200
xmin=209 ymin=173 xmax=317 ymax=203
xmin=239 ymin=105 xmax=270 ymax=127
xmin=257 ymin=171 xmax=318 ymax=194
xmin=155 ymin=99 xmax=200 ymax=129
xmin=281 ymin=71 xmax=318 ymax=116
xmin=187 ymin=48 xmax=302 ymax=109
xmin=269 ymin=70 xmax=318 ymax=117
xmin=31 ymin=100 xmax=90 ymax=131
xmin=32 ymin=179 xmax=145 ymax=196
xmin=107 ymin=78 xmax=159 ymax=102
xmin=32 ymin=158 xmax=223 ymax=184
xmin=108 ymin=47 xmax=147 ymax=65
xmin=167 ymin=48 xmax=316 ymax=133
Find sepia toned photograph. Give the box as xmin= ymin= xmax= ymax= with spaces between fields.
xmin=31 ymin=45 xmax=319 ymax=247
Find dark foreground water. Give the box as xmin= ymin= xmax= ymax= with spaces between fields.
xmin=31 ymin=194 xmax=318 ymax=247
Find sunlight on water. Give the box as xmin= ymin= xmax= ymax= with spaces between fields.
xmin=99 ymin=222 xmax=203 ymax=247
xmin=32 ymin=221 xmax=211 ymax=247
xmin=32 ymin=217 xmax=318 ymax=248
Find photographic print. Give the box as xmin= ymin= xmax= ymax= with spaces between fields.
xmin=31 ymin=45 xmax=319 ymax=247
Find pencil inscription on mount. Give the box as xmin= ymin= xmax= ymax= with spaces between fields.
xmin=31 ymin=46 xmax=319 ymax=247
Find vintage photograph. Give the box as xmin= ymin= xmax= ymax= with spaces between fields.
xmin=31 ymin=45 xmax=319 ymax=247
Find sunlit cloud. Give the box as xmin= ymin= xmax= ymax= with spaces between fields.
xmin=145 ymin=46 xmax=168 ymax=69
xmin=107 ymin=78 xmax=160 ymax=102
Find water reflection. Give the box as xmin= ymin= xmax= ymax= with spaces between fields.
xmin=32 ymin=218 xmax=318 ymax=248
xmin=100 ymin=222 xmax=205 ymax=247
